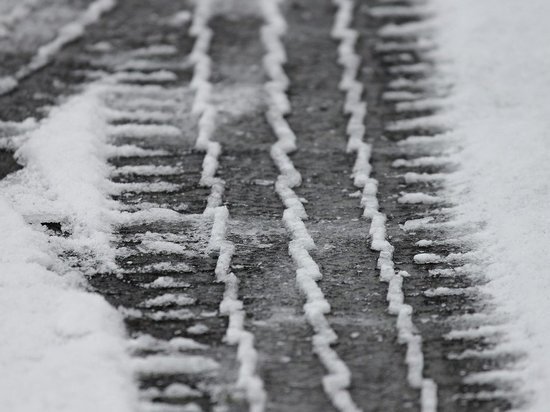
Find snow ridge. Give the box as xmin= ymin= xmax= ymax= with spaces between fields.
xmin=331 ymin=1 xmax=437 ymax=410
xmin=260 ymin=1 xmax=361 ymax=411
xmin=189 ymin=3 xmax=266 ymax=410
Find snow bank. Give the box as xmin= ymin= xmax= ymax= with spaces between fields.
xmin=432 ymin=0 xmax=550 ymax=409
xmin=0 ymin=82 xmax=137 ymax=410
xmin=0 ymin=197 xmax=137 ymax=412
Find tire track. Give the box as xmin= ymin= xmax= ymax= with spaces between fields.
xmin=188 ymin=2 xmax=266 ymax=410
xmin=260 ymin=1 xmax=362 ymax=411
xmin=208 ymin=6 xmax=330 ymax=412
xmin=356 ymin=1 xmax=520 ymax=410
xmin=330 ymin=0 xmax=437 ymax=410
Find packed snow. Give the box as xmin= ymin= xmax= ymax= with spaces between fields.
xmin=431 ymin=0 xmax=550 ymax=409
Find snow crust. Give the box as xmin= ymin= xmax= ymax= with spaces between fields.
xmin=431 ymin=0 xmax=550 ymax=408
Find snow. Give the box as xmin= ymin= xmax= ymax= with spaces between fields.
xmin=130 ymin=44 xmax=178 ymax=57
xmin=111 ymin=165 xmax=182 ymax=177
xmin=139 ymin=294 xmax=196 ymax=308
xmin=113 ymin=70 xmax=178 ymax=83
xmin=108 ymin=124 xmax=182 ymax=139
xmin=0 ymin=194 xmax=136 ymax=412
xmin=430 ymin=0 xmax=550 ymax=409
xmin=398 ymin=192 xmax=442 ymax=204
xmin=141 ymin=277 xmax=191 ymax=289
xmin=122 ymin=261 xmax=192 ymax=274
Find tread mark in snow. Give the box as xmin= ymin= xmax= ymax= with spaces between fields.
xmin=260 ymin=1 xmax=362 ymax=411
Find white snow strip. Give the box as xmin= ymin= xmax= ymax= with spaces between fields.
xmin=448 ymin=343 xmax=524 ymax=360
xmin=110 ymin=181 xmax=180 ymax=194
xmin=107 ymin=84 xmax=183 ymax=99
xmin=128 ymin=335 xmax=207 ymax=353
xmin=463 ymin=370 xmax=523 ymax=386
xmin=139 ymin=293 xmax=196 ymax=308
xmin=398 ymin=192 xmax=442 ymax=204
xmin=189 ymin=4 xmax=266 ymax=411
xmin=388 ymin=63 xmax=434 ymax=76
xmin=108 ymin=124 xmax=181 ymax=139
xmin=0 ymin=0 xmax=117 ymax=95
xmin=386 ymin=115 xmax=445 ymax=132
xmin=108 ymin=97 xmax=179 ymax=111
xmin=120 ymin=307 xmax=195 ymax=321
xmin=130 ymin=45 xmax=178 ymax=57
xmin=375 ymin=39 xmax=435 ymax=53
xmin=403 ymin=172 xmax=447 ymax=184
xmin=387 ymin=77 xmax=448 ymax=92
xmin=431 ymin=0 xmax=550 ymax=408
xmin=132 ymin=355 xmax=219 ymax=375
xmin=382 ymin=90 xmax=426 ymax=102
xmin=113 ymin=70 xmax=178 ymax=83
xmin=112 ymin=165 xmax=182 ymax=177
xmin=121 ymin=261 xmax=192 ymax=274
xmin=106 ymin=144 xmax=169 ymax=158
xmin=105 ymin=108 xmax=175 ymax=123
xmin=141 ymin=277 xmax=191 ymax=289
xmin=137 ymin=240 xmax=188 ymax=255
xmin=444 ymin=325 xmax=507 ymax=341
xmin=331 ymin=1 xmax=437 ymax=410
xmin=368 ymin=6 xmax=433 ymax=19
xmin=395 ymin=98 xmax=445 ymax=113
xmin=392 ymin=155 xmax=456 ymax=168
xmin=261 ymin=1 xmax=361 ymax=411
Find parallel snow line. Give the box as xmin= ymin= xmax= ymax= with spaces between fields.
xmin=260 ymin=1 xmax=361 ymax=411
xmin=0 ymin=0 xmax=117 ymax=95
xmin=331 ymin=1 xmax=437 ymax=411
xmin=188 ymin=3 xmax=266 ymax=411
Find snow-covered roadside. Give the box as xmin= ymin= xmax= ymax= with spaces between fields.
xmin=0 ymin=85 xmax=137 ymax=411
xmin=431 ymin=1 xmax=550 ymax=409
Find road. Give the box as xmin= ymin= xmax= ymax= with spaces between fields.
xmin=0 ymin=0 xmax=519 ymax=411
